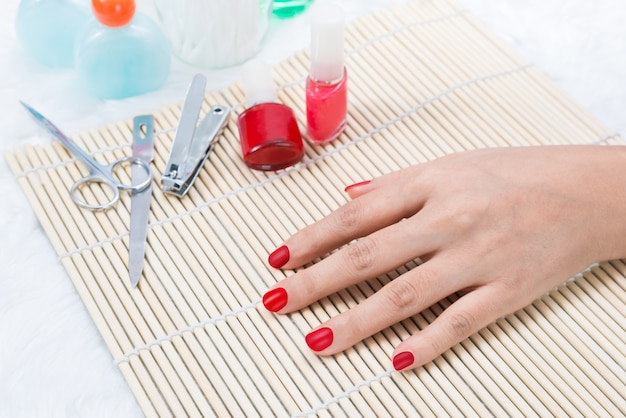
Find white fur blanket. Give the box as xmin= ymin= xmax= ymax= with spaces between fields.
xmin=1 ymin=0 xmax=624 ymax=416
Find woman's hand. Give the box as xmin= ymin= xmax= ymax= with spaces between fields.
xmin=262 ymin=145 xmax=626 ymax=370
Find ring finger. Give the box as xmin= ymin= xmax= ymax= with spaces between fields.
xmin=301 ymin=253 xmax=463 ymax=355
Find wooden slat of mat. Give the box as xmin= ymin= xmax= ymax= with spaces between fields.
xmin=5 ymin=0 xmax=625 ymax=416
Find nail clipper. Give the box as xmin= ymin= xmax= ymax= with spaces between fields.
xmin=161 ymin=73 xmax=230 ymax=197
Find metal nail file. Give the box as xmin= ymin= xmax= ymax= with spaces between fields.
xmin=129 ymin=114 xmax=155 ymax=287
xmin=161 ymin=73 xmax=230 ymax=197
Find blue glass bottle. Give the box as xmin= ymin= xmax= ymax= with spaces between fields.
xmin=15 ymin=0 xmax=90 ymax=68
xmin=74 ymin=0 xmax=170 ymax=99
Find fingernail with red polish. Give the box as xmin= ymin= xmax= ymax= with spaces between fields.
xmin=344 ymin=180 xmax=371 ymax=193
xmin=262 ymin=287 xmax=288 ymax=312
xmin=305 ymin=327 xmax=334 ymax=352
xmin=393 ymin=351 xmax=415 ymax=371
xmin=268 ymin=245 xmax=290 ymax=269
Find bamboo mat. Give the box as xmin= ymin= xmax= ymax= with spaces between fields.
xmin=5 ymin=0 xmax=626 ymax=416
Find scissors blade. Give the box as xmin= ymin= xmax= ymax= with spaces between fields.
xmin=20 ymin=101 xmax=103 ymax=172
xmin=129 ymin=115 xmax=154 ymax=287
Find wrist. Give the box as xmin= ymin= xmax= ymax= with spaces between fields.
xmin=582 ymin=146 xmax=626 ymax=261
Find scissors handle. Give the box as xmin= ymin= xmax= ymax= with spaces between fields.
xmin=70 ymin=157 xmax=152 ymax=211
xmin=21 ymin=102 xmax=154 ymax=211
xmin=71 ymin=174 xmax=121 ymax=211
xmin=110 ymin=156 xmax=152 ymax=192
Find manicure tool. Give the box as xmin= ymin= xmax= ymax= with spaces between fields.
xmin=129 ymin=115 xmax=154 ymax=287
xmin=161 ymin=73 xmax=230 ymax=197
xmin=21 ymin=101 xmax=152 ymax=211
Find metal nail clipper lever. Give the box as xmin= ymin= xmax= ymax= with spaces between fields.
xmin=161 ymin=74 xmax=230 ymax=197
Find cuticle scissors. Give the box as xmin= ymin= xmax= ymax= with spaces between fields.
xmin=21 ymin=101 xmax=152 ymax=211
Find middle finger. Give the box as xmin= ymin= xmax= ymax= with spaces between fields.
xmin=263 ymin=210 xmax=445 ymax=314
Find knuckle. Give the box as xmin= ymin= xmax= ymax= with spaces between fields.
xmin=334 ymin=200 xmax=365 ymax=231
xmin=287 ymin=269 xmax=324 ymax=310
xmin=383 ymin=277 xmax=421 ymax=311
xmin=302 ymin=267 xmax=327 ymax=296
xmin=444 ymin=197 xmax=483 ymax=230
xmin=343 ymin=238 xmax=377 ymax=272
xmin=419 ymin=332 xmax=445 ymax=361
xmin=445 ymin=311 xmax=475 ymax=340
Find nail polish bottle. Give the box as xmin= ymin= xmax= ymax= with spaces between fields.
xmin=306 ymin=2 xmax=348 ymax=143
xmin=237 ymin=58 xmax=304 ymax=171
xmin=74 ymin=0 xmax=170 ymax=99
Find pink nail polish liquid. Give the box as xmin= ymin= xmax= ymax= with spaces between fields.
xmin=305 ymin=2 xmax=347 ymax=143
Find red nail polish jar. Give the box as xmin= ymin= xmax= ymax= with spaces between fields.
xmin=237 ymin=58 xmax=304 ymax=171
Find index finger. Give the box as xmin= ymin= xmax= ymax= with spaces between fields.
xmin=268 ymin=168 xmax=424 ymax=270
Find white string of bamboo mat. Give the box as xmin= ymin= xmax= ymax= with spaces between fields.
xmin=114 ymin=297 xmax=263 ymax=365
xmin=11 ymin=1 xmax=622 ymax=181
xmin=114 ymin=304 xmax=399 ymax=418
xmin=13 ymin=0 xmax=622 ymax=180
xmin=290 ymin=369 xmax=396 ymax=418
xmin=58 ymin=63 xmax=534 ymax=260
xmin=8 ymin=7 xmax=469 ymax=181
xmin=52 ymin=64 xmax=623 ymax=260
xmin=14 ymin=22 xmax=422 ymax=174
xmin=82 ymin=59 xmax=622 ymax=361
xmin=109 ymin=263 xmax=625 ymax=416
xmin=8 ymin=32 xmax=620 ymax=418
xmin=5 ymin=0 xmax=626 ymax=416
xmin=27 ymin=55 xmax=625 ymax=262
xmin=12 ymin=125 xmax=622 ymax=182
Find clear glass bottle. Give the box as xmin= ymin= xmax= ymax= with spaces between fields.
xmin=74 ymin=0 xmax=170 ymax=99
xmin=15 ymin=0 xmax=90 ymax=67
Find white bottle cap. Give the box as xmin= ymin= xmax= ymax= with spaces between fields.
xmin=241 ymin=58 xmax=277 ymax=107
xmin=309 ymin=2 xmax=346 ymax=83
